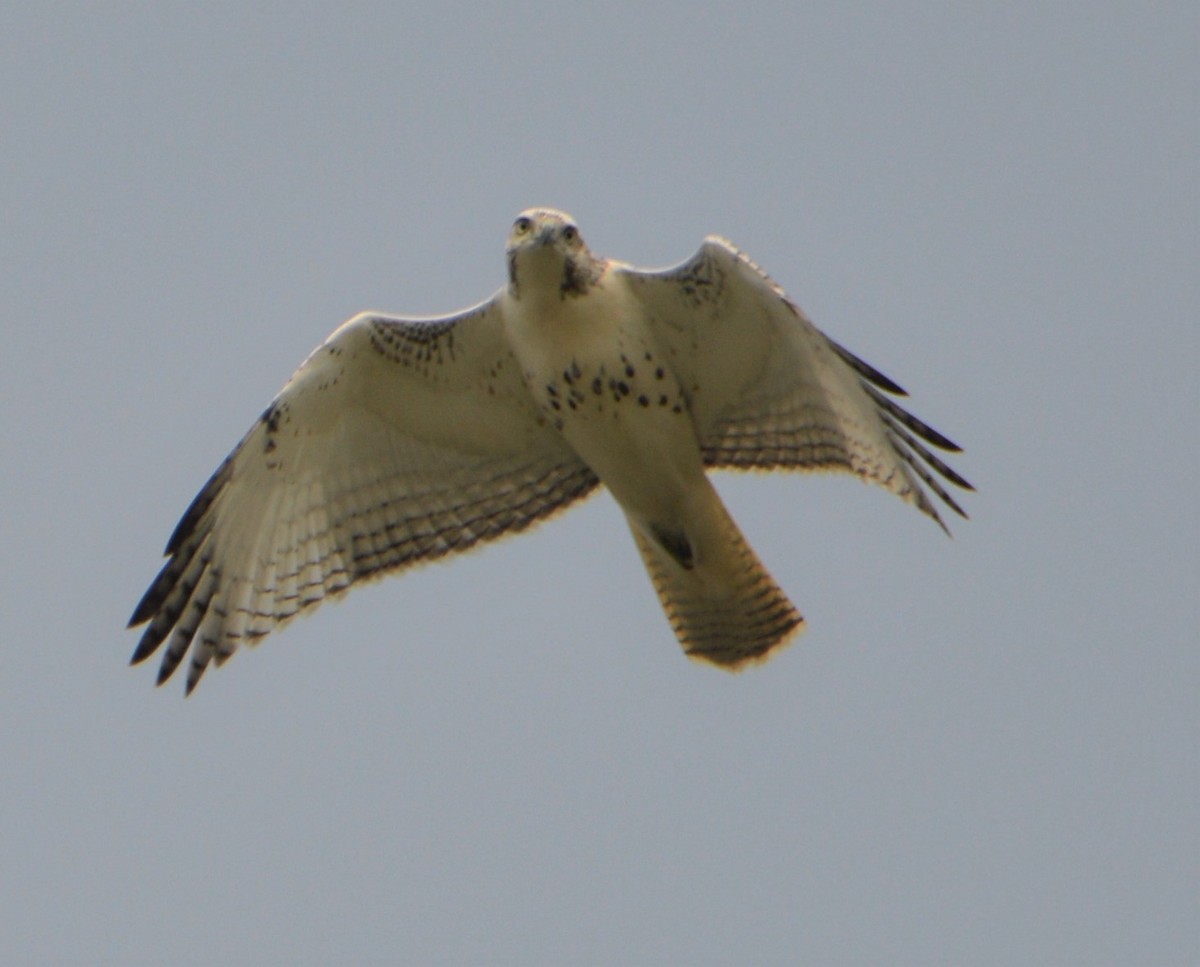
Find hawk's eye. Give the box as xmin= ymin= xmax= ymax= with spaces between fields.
xmin=562 ymin=225 xmax=578 ymax=242
xmin=514 ymin=216 xmax=533 ymax=235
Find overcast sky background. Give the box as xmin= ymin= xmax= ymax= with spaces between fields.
xmin=2 ymin=5 xmax=1196 ymax=965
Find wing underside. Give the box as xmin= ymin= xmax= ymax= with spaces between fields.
xmin=129 ymin=303 xmax=599 ymax=693
xmin=621 ymin=239 xmax=973 ymax=530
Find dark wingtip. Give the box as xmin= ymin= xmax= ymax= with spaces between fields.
xmin=828 ymin=339 xmax=909 ymax=396
xmin=184 ymin=663 xmax=205 ymax=697
xmin=127 ymin=595 xmax=156 ymax=630
xmin=165 ymin=456 xmax=233 ymax=555
xmin=129 ymin=624 xmax=164 ymax=666
xmin=919 ymin=427 xmax=964 ymax=454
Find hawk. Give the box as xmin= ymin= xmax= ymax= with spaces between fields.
xmin=129 ymin=208 xmax=972 ymax=694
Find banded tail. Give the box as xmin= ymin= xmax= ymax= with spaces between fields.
xmin=628 ymin=481 xmax=804 ymax=668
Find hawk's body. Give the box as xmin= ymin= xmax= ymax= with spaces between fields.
xmin=130 ymin=208 xmax=971 ymax=693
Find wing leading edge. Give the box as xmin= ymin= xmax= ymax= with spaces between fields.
xmin=129 ymin=301 xmax=598 ymax=693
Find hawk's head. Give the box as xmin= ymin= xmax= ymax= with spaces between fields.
xmin=506 ymin=208 xmax=604 ymax=298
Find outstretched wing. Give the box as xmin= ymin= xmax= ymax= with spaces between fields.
xmin=129 ymin=296 xmax=598 ymax=693
xmin=619 ymin=238 xmax=972 ymax=528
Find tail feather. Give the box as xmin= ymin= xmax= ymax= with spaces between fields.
xmin=629 ymin=487 xmax=804 ymax=668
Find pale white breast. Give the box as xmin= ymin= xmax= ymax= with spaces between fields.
xmin=500 ymin=271 xmax=706 ymax=524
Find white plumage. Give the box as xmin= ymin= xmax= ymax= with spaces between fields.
xmin=130 ymin=208 xmax=971 ymax=693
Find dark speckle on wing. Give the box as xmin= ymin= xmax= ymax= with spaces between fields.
xmin=260 ymin=401 xmax=290 ymax=456
xmin=368 ymin=317 xmax=459 ymax=374
xmin=675 ymin=252 xmax=725 ymax=307
xmin=262 ymin=403 xmax=283 ymax=434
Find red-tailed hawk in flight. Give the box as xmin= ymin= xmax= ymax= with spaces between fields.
xmin=130 ymin=208 xmax=972 ymax=693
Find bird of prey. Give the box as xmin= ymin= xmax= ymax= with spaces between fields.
xmin=129 ymin=208 xmax=972 ymax=694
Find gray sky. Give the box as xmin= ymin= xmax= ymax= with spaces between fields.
xmin=2 ymin=4 xmax=1196 ymax=964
